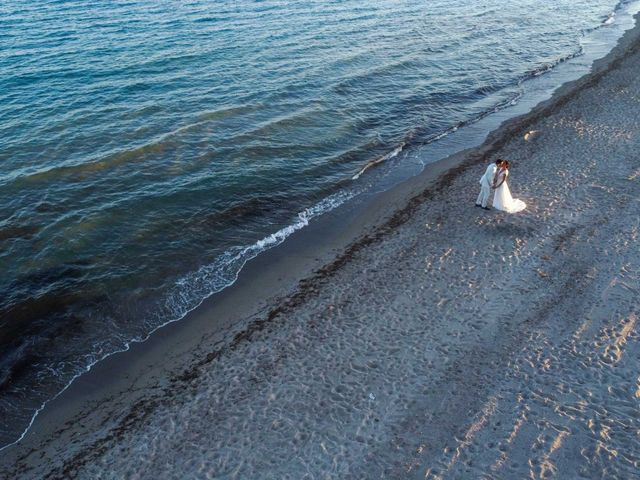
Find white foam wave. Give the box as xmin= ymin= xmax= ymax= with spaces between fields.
xmin=164 ymin=189 xmax=355 ymax=316
xmin=604 ymin=12 xmax=616 ymax=25
xmin=352 ymin=143 xmax=405 ymax=180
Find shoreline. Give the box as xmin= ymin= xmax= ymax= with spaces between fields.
xmin=3 ymin=11 xmax=640 ymax=478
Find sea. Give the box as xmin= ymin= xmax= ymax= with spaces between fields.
xmin=1 ymin=0 xmax=638 ymax=449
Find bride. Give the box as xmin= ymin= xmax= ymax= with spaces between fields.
xmin=492 ymin=160 xmax=526 ymax=213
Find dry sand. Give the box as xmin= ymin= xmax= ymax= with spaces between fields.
xmin=3 ymin=14 xmax=640 ymax=480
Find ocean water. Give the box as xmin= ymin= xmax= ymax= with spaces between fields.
xmin=0 ymin=0 xmax=635 ymax=448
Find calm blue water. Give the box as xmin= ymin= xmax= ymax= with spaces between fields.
xmin=0 ymin=0 xmax=633 ymax=448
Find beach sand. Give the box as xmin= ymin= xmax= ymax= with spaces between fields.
xmin=3 ymin=14 xmax=640 ymax=480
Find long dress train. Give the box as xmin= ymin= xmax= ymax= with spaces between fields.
xmin=493 ymin=170 xmax=526 ymax=213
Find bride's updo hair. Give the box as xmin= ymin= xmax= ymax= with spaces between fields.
xmin=502 ymin=160 xmax=510 ymax=169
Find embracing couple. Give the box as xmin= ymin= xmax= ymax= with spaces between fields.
xmin=475 ymin=159 xmax=526 ymax=213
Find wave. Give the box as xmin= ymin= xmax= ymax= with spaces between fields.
xmin=331 ymin=56 xmax=422 ymax=97
xmin=520 ymin=46 xmax=585 ymax=80
xmin=160 ymin=188 xmax=357 ymax=323
xmin=583 ymin=0 xmax=633 ymax=35
xmin=603 ymin=12 xmax=616 ymax=25
xmin=352 ymin=143 xmax=405 ymax=180
xmin=614 ymin=0 xmax=636 ymax=13
xmin=0 ymin=103 xmax=267 ymax=188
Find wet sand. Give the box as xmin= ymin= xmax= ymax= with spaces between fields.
xmin=3 ymin=14 xmax=640 ymax=480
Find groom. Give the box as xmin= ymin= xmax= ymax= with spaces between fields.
xmin=475 ymin=159 xmax=504 ymax=210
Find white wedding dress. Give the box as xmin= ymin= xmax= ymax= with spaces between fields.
xmin=493 ymin=169 xmax=526 ymax=213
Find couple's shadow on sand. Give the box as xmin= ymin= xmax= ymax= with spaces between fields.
xmin=484 ymin=221 xmax=535 ymax=239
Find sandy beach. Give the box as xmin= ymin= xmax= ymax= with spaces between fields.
xmin=3 ymin=12 xmax=640 ymax=480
